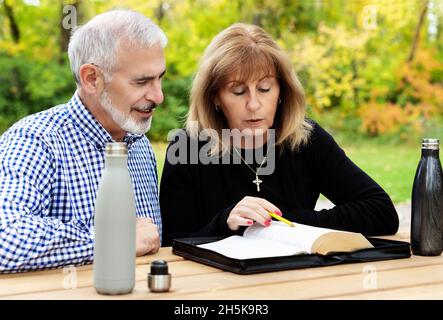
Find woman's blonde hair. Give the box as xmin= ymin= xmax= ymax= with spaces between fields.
xmin=186 ymin=23 xmax=312 ymax=155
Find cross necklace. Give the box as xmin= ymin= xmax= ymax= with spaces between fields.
xmin=232 ymin=147 xmax=267 ymax=192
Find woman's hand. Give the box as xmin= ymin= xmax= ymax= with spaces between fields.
xmin=227 ymin=196 xmax=282 ymax=231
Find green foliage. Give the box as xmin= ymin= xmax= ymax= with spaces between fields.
xmin=147 ymin=76 xmax=191 ymax=141
xmin=0 ymin=52 xmax=75 ymax=132
xmin=1 ymin=0 xmax=441 ymax=207
xmin=0 ymin=0 xmax=442 ymax=144
xmin=291 ymin=24 xmax=369 ymax=112
xmin=160 ymin=0 xmax=242 ymax=77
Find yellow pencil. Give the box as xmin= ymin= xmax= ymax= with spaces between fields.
xmin=268 ymin=211 xmax=295 ymax=227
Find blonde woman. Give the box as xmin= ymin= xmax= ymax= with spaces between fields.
xmin=160 ymin=23 xmax=398 ymax=246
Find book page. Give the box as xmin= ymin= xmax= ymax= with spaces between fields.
xmin=244 ymin=221 xmax=333 ymax=252
xmin=197 ymin=221 xmax=371 ymax=259
xmin=197 ymin=235 xmax=307 ymax=259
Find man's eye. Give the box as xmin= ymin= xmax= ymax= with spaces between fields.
xmin=258 ymin=88 xmax=271 ymax=93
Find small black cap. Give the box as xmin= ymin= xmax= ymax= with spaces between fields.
xmin=150 ymin=260 xmax=168 ymax=275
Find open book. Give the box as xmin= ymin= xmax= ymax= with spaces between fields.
xmin=198 ymin=221 xmax=374 ymax=260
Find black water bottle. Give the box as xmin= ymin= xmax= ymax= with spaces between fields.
xmin=411 ymin=138 xmax=443 ymax=256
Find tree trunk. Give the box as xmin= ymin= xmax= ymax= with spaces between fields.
xmin=408 ymin=0 xmax=429 ymax=62
xmin=3 ymin=0 xmax=22 ymax=107
xmin=155 ymin=1 xmax=166 ymax=23
xmin=3 ymin=0 xmax=20 ymax=43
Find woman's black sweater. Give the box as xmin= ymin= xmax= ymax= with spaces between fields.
xmin=159 ymin=122 xmax=399 ymax=246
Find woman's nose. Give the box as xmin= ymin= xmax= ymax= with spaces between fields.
xmin=246 ymin=93 xmax=260 ymax=111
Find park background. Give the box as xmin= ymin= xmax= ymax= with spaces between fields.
xmin=1 ymin=0 xmax=442 ymax=207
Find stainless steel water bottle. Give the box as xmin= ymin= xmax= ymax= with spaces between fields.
xmin=411 ymin=138 xmax=443 ymax=256
xmin=93 ymin=142 xmax=136 ymax=294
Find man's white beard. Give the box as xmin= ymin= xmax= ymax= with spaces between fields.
xmin=100 ymin=90 xmax=152 ymax=135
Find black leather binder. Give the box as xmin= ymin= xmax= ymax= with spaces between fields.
xmin=172 ymin=236 xmax=411 ymax=274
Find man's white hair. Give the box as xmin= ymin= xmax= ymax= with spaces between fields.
xmin=68 ymin=8 xmax=167 ymax=85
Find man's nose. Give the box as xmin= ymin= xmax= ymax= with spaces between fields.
xmin=145 ymin=81 xmax=164 ymax=105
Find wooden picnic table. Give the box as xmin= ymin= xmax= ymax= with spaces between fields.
xmin=1 ymin=227 xmax=442 ymax=300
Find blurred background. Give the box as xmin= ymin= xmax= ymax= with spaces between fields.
xmin=1 ymin=0 xmax=442 ymax=208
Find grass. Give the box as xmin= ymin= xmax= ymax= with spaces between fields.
xmin=151 ymin=140 xmax=422 ymax=204
xmin=343 ymin=143 xmax=419 ymax=204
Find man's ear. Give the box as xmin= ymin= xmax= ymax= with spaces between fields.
xmin=78 ymin=64 xmax=105 ymax=94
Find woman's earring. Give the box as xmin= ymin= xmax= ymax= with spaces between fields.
xmin=278 ymin=97 xmax=282 ymax=105
xmin=215 ymin=105 xmax=221 ymax=112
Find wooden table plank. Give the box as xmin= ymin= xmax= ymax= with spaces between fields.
xmin=0 ymin=231 xmax=426 ymax=300
xmin=5 ymin=253 xmax=440 ymax=300
xmin=0 ymin=260 xmax=220 ymax=298
xmin=165 ymin=264 xmax=443 ymax=300
xmin=326 ymin=282 xmax=443 ymax=300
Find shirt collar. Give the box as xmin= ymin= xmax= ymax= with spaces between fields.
xmin=68 ymin=92 xmax=145 ymax=150
xmin=123 ymin=132 xmax=144 ymax=149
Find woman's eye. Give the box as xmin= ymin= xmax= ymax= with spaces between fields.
xmin=258 ymin=88 xmax=271 ymax=93
xmin=233 ymin=90 xmax=245 ymax=96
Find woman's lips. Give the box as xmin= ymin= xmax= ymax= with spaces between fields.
xmin=245 ymin=119 xmax=264 ymax=126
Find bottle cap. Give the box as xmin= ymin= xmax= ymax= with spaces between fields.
xmin=148 ymin=260 xmax=171 ymax=292
xmin=105 ymin=142 xmax=128 ymax=155
xmin=422 ymin=138 xmax=439 ymax=150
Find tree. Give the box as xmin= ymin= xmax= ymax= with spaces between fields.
xmin=408 ymin=0 xmax=429 ymax=62
xmin=3 ymin=0 xmax=20 ymax=43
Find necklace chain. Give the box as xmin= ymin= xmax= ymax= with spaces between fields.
xmin=232 ymin=146 xmax=267 ymax=192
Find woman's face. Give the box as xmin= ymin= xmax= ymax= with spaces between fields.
xmin=216 ymin=73 xmax=280 ymax=144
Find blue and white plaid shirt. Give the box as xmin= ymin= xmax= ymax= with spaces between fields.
xmin=0 ymin=92 xmax=161 ymax=273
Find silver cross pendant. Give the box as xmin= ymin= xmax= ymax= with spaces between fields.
xmin=252 ymin=175 xmax=262 ymax=192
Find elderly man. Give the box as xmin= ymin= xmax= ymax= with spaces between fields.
xmin=0 ymin=9 xmax=166 ymax=272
